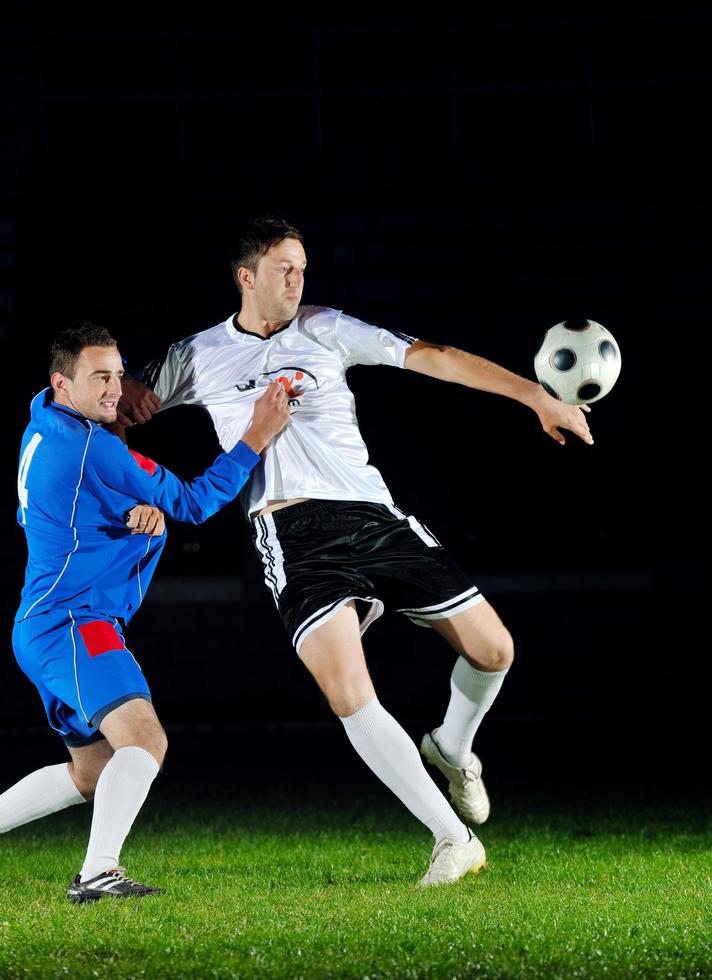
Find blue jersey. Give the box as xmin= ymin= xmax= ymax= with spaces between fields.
xmin=16 ymin=388 xmax=260 ymax=625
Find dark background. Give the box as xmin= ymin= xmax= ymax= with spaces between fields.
xmin=0 ymin=10 xmax=708 ymax=789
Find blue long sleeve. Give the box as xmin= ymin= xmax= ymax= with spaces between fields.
xmin=85 ymin=427 xmax=259 ymax=525
xmin=15 ymin=389 xmax=260 ymax=624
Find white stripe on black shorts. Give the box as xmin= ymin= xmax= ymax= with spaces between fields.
xmin=251 ymin=499 xmax=484 ymax=653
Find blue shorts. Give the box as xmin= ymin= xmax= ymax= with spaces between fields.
xmin=12 ymin=608 xmax=152 ymax=747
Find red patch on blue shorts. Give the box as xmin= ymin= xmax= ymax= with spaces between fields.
xmin=78 ymin=621 xmax=124 ymax=658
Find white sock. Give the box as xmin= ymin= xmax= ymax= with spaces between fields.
xmin=340 ymin=697 xmax=468 ymax=843
xmin=435 ymin=657 xmax=509 ymax=767
xmin=79 ymin=746 xmax=159 ymax=881
xmin=0 ymin=763 xmax=85 ymax=832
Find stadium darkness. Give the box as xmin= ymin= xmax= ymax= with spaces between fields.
xmin=0 ymin=9 xmax=708 ymax=974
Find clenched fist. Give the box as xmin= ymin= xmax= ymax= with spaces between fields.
xmin=241 ymin=382 xmax=292 ymax=454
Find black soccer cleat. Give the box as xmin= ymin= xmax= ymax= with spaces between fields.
xmin=67 ymin=867 xmax=164 ymax=903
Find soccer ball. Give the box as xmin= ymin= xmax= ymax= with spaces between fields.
xmin=534 ymin=319 xmax=622 ymax=404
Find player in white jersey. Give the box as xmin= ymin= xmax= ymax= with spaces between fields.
xmin=119 ymin=217 xmax=593 ymax=886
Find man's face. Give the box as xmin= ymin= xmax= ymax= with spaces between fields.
xmin=249 ymin=237 xmax=307 ymax=322
xmin=52 ymin=346 xmax=124 ymax=424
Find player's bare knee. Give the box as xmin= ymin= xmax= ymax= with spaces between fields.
xmin=326 ymin=679 xmax=374 ymax=718
xmin=139 ymin=726 xmax=168 ymax=767
xmin=463 ymin=627 xmax=514 ymax=671
xmin=494 ymin=629 xmax=515 ymax=670
xmin=154 ymin=729 xmax=168 ymax=766
xmin=99 ymin=698 xmax=167 ymax=764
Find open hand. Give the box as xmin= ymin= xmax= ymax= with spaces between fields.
xmin=533 ymin=388 xmax=594 ymax=445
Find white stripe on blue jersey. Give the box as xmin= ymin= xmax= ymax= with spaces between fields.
xmin=16 ymin=389 xmax=261 ymax=623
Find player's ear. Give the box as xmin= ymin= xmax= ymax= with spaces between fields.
xmin=237 ymin=265 xmax=253 ymax=291
xmin=50 ymin=371 xmax=69 ymax=393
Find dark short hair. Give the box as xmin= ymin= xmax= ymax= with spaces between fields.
xmin=229 ymin=216 xmax=304 ymax=292
xmin=49 ymin=321 xmax=117 ymax=379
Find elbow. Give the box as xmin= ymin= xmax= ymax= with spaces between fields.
xmin=408 ymin=340 xmax=450 ymax=359
xmin=405 ymin=341 xmax=452 ymax=373
xmin=187 ymin=502 xmax=219 ymax=525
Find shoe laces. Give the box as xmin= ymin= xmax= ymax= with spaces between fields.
xmin=429 ymin=839 xmax=449 ymax=865
xmin=106 ymin=866 xmax=138 ymax=885
xmin=461 ymin=755 xmax=482 ymax=781
xmin=430 ymin=831 xmax=471 ymax=866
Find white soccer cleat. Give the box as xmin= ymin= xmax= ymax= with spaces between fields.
xmin=418 ymin=830 xmax=487 ymax=887
xmin=420 ymin=730 xmax=491 ymax=825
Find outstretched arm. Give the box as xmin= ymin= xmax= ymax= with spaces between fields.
xmin=93 ymin=383 xmax=290 ymax=524
xmin=404 ymin=340 xmax=593 ymax=446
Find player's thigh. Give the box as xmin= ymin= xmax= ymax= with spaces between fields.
xmin=298 ymin=601 xmax=375 ymax=717
xmin=98 ymin=697 xmax=167 ymax=765
xmin=431 ymin=600 xmax=514 ymax=671
xmin=67 ymin=738 xmax=114 ymax=799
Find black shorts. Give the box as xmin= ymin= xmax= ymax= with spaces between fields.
xmin=251 ymin=499 xmax=484 ymax=653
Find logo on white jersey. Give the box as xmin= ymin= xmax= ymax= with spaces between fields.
xmin=235 ymin=367 xmax=319 ymax=407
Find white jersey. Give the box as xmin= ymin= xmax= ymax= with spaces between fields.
xmin=144 ymin=305 xmax=417 ymax=516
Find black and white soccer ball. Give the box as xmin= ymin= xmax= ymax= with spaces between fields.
xmin=534 ymin=319 xmax=622 ymax=404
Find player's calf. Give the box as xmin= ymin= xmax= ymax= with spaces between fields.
xmin=67 ymin=738 xmax=114 ymax=800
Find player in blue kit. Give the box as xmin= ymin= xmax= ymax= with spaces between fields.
xmin=119 ymin=218 xmax=594 ymax=887
xmin=1 ymin=322 xmax=289 ymax=902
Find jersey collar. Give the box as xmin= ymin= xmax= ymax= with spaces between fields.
xmin=46 ymin=398 xmax=95 ymax=431
xmin=230 ymin=313 xmax=295 ymax=341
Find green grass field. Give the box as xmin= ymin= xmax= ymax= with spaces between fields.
xmin=0 ymin=783 xmax=709 ymax=979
